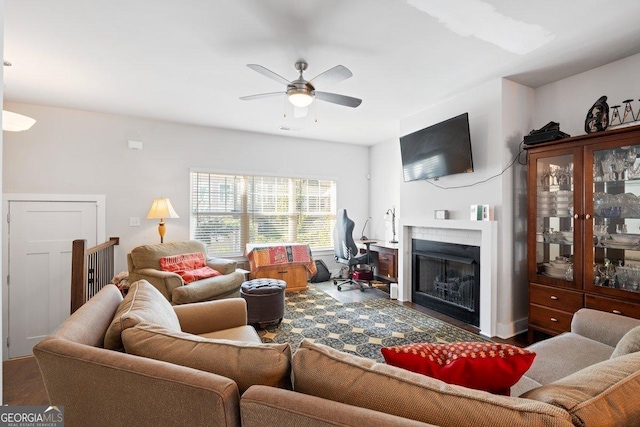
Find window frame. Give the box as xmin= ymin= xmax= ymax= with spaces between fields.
xmin=190 ymin=169 xmax=337 ymax=256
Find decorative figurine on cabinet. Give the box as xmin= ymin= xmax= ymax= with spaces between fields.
xmin=585 ymin=95 xmax=610 ymax=133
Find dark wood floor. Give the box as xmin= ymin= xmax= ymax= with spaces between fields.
xmin=3 ymin=356 xmax=49 ymax=405
xmin=3 ymin=283 xmax=530 ymax=406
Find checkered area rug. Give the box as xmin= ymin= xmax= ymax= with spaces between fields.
xmin=257 ymin=284 xmax=490 ymax=362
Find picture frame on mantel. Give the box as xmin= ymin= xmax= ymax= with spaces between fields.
xmin=470 ymin=205 xmax=493 ymax=221
xmin=434 ymin=210 xmax=448 ymax=220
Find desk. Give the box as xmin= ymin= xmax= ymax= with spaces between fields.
xmin=245 ymin=243 xmax=316 ymax=292
xmin=357 ymin=239 xmax=377 ymax=267
xmin=358 ymin=240 xmax=399 ymax=282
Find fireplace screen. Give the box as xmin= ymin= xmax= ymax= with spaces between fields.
xmin=416 ymin=254 xmax=475 ymax=311
xmin=412 ymin=240 xmax=480 ymax=327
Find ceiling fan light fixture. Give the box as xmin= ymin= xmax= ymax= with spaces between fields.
xmin=287 ymin=90 xmax=314 ymax=108
xmin=2 ymin=110 xmax=36 ymax=132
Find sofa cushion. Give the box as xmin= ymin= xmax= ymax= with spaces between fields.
xmin=522 ymin=332 xmax=614 ymax=386
xmin=103 ymin=280 xmax=181 ymax=350
xmin=381 ymin=342 xmax=535 ymax=395
xmin=199 ymin=326 xmax=262 ymax=343
xmin=241 ymin=385 xmax=439 ymax=427
xmin=293 ymin=340 xmax=573 ymax=427
xmin=522 ymin=351 xmax=640 ymax=427
xmin=122 ymin=323 xmax=292 ymax=393
xmin=511 ymin=375 xmax=542 ymax=398
xmin=611 ymin=325 xmax=640 ymax=358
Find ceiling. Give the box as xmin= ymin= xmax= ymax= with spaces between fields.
xmin=4 ymin=0 xmax=640 ymax=145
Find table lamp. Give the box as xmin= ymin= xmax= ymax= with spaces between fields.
xmin=146 ymin=197 xmax=179 ymax=243
xmin=385 ymin=206 xmax=398 ymax=243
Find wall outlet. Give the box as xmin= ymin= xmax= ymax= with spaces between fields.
xmin=128 ymin=140 xmax=143 ymax=150
xmin=129 ymin=217 xmax=141 ymax=227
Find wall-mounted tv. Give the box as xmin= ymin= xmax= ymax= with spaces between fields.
xmin=400 ymin=112 xmax=474 ymax=182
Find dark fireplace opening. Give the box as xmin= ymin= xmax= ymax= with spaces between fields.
xmin=412 ymin=239 xmax=480 ymax=327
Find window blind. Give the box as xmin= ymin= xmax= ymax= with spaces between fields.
xmin=191 ymin=172 xmax=336 ymax=255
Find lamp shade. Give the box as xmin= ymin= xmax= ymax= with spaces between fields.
xmin=146 ymin=198 xmax=179 ymax=219
xmin=3 ymin=110 xmax=36 ymax=132
xmin=288 ymin=92 xmax=314 ymax=108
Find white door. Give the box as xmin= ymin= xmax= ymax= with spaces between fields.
xmin=7 ymin=201 xmax=98 ymax=358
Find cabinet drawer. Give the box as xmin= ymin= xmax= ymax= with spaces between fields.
xmin=378 ymin=257 xmax=393 ymax=274
xmin=530 ymin=284 xmax=583 ymax=312
xmin=529 ymin=304 xmax=574 ymax=334
xmin=585 ymin=294 xmax=640 ymax=319
xmin=251 ymin=265 xmax=309 ymax=292
xmin=378 ymin=253 xmax=394 ymax=264
xmin=376 ymin=254 xmax=396 ymax=279
xmin=378 ymin=262 xmax=390 ymax=277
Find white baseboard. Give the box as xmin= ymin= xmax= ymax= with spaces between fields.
xmin=495 ymin=316 xmax=528 ymax=339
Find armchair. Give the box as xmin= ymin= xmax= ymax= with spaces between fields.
xmin=127 ymin=240 xmax=244 ymax=304
xmin=333 ymin=209 xmax=373 ymax=292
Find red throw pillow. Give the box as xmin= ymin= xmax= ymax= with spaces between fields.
xmin=160 ymin=252 xmax=206 ymax=272
xmin=381 ymin=342 xmax=535 ymax=395
xmin=176 ymin=266 xmax=221 ymax=284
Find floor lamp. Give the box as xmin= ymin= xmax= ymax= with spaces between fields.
xmin=147 ymin=197 xmax=179 ymax=243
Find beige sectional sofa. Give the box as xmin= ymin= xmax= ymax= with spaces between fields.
xmin=34 ymin=281 xmax=640 ymax=427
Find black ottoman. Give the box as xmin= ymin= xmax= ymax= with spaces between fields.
xmin=241 ymin=279 xmax=287 ymax=326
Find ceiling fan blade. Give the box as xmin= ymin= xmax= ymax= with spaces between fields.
xmin=309 ymin=65 xmax=353 ymax=87
xmin=239 ymin=92 xmax=284 ymax=101
xmin=246 ymin=64 xmax=290 ymax=86
xmin=315 ymin=91 xmax=362 ymax=108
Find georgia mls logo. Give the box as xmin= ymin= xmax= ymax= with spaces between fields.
xmin=0 ymin=405 xmax=64 ymax=426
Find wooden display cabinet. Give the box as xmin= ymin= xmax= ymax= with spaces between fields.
xmin=526 ymin=126 xmax=640 ymax=342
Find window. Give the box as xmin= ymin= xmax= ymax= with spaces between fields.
xmin=190 ymin=171 xmax=336 ymax=255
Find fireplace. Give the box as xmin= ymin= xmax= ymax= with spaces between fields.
xmin=412 ymin=239 xmax=480 ymax=327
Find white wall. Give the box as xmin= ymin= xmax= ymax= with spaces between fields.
xmin=534 ymin=53 xmax=640 ymax=135
xmin=399 ymin=79 xmax=505 ymax=220
xmin=369 ymin=138 xmax=401 ymax=242
xmin=370 ymin=78 xmax=534 ymax=338
xmin=2 ymin=102 xmax=370 ymax=273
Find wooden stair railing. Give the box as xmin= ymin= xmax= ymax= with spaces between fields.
xmin=71 ymin=237 xmax=120 ymax=314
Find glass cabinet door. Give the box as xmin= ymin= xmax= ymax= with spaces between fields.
xmin=531 ymin=150 xmax=579 ymax=288
xmin=587 ymin=143 xmax=640 ymax=296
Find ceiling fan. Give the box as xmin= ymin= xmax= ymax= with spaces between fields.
xmin=240 ymin=61 xmax=362 ymax=110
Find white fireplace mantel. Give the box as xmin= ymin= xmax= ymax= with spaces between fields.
xmin=398 ymin=218 xmax=498 ymax=338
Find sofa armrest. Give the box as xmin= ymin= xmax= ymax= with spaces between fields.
xmin=173 ymin=298 xmax=248 ymax=335
xmin=207 ymin=257 xmax=237 ymax=275
xmin=571 ymin=308 xmax=640 ymax=347
xmin=129 ymin=268 xmax=183 ymax=302
xmin=34 ymin=338 xmax=241 ymax=427
xmin=241 ymin=386 xmax=435 ymax=427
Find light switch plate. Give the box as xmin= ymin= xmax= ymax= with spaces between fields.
xmin=129 ymin=217 xmax=141 ymax=227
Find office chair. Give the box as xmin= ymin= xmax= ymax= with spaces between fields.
xmin=333 ymin=209 xmax=373 ymax=292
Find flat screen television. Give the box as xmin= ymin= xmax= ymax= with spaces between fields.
xmin=400 ymin=112 xmax=474 ymax=182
